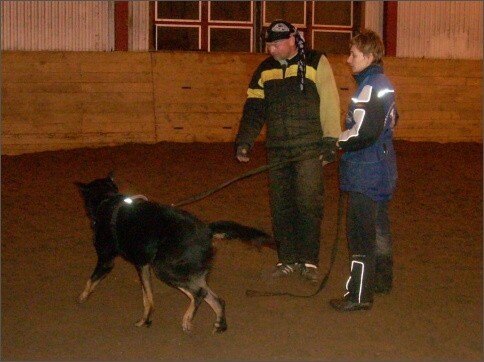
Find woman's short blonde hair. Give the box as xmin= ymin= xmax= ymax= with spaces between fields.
xmin=350 ymin=29 xmax=385 ymax=66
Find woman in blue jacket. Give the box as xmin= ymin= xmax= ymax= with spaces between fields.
xmin=330 ymin=29 xmax=399 ymax=312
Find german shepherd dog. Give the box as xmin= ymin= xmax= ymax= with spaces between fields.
xmin=75 ymin=172 xmax=270 ymax=333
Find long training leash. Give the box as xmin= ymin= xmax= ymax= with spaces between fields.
xmin=170 ymin=151 xmax=346 ymax=299
xmin=171 ymin=151 xmax=321 ymax=207
xmin=245 ymin=191 xmax=346 ymax=298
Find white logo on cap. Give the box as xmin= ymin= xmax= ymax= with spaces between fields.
xmin=271 ymin=23 xmax=291 ymax=33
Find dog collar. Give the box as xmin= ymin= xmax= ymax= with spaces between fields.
xmin=91 ymin=194 xmax=148 ymax=230
xmin=123 ymin=195 xmax=149 ymax=204
xmin=109 ymin=194 xmax=149 ymax=241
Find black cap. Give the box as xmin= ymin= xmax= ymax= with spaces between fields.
xmin=264 ymin=20 xmax=296 ymax=43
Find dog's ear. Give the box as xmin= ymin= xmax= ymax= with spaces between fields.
xmin=74 ymin=181 xmax=87 ymax=191
xmin=74 ymin=182 xmax=90 ymax=197
xmin=106 ymin=171 xmax=118 ymax=192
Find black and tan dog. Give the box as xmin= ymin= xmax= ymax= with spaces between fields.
xmin=75 ymin=172 xmax=270 ymax=333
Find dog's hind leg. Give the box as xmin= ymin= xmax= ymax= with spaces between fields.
xmin=77 ymin=258 xmax=115 ymax=303
xmin=134 ymin=264 xmax=155 ymax=327
xmin=179 ymin=274 xmax=227 ymax=334
xmin=178 ymin=285 xmax=206 ymax=334
xmin=203 ymin=287 xmax=227 ymax=334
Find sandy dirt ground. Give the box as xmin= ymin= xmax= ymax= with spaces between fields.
xmin=1 ymin=140 xmax=482 ymax=361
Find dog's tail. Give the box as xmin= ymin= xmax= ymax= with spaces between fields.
xmin=209 ymin=221 xmax=274 ymax=249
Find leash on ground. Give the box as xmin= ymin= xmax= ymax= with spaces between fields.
xmin=171 ymin=151 xmax=321 ymax=207
xmin=245 ymin=191 xmax=347 ymax=298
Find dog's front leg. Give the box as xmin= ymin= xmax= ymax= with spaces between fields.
xmin=77 ymin=259 xmax=115 ymax=303
xmin=77 ymin=279 xmax=97 ymax=303
xmin=135 ymin=264 xmax=154 ymax=327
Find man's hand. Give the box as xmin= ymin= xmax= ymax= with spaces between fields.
xmin=320 ymin=157 xmax=333 ymax=167
xmin=320 ymin=137 xmax=338 ymax=166
xmin=236 ymin=144 xmax=250 ymax=162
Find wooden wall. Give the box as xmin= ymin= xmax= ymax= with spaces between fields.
xmin=1 ymin=51 xmax=482 ymax=155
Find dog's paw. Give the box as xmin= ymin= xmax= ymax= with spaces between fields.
xmin=135 ymin=319 xmax=152 ymax=328
xmin=212 ymin=319 xmax=228 ymax=334
xmin=182 ymin=321 xmax=193 ymax=334
xmin=77 ymin=293 xmax=89 ymax=303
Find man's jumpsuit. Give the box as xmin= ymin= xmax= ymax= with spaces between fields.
xmin=235 ymin=50 xmax=341 ymax=267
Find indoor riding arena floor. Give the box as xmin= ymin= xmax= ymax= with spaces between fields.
xmin=1 ymin=140 xmax=482 ymax=361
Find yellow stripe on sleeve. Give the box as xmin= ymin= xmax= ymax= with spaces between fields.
xmin=247 ymin=88 xmax=264 ymax=99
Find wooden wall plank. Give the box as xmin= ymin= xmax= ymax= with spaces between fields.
xmin=397 ymin=119 xmax=482 ymax=129
xmin=401 ymin=110 xmax=481 ymax=121
xmin=385 ymin=58 xmax=483 ymax=77
xmin=154 ymin=103 xmax=245 ymax=113
xmin=396 ymin=99 xmax=482 ymax=111
xmin=2 ymin=118 xmax=82 ymax=134
xmin=1 ymin=132 xmax=155 ymax=145
xmin=390 ymin=76 xmax=469 ymax=86
xmin=2 ymin=117 xmax=155 ymax=135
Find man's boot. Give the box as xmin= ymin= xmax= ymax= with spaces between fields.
xmin=330 ymin=255 xmax=374 ymax=311
xmin=375 ymin=254 xmax=393 ymax=293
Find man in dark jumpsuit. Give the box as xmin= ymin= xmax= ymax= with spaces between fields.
xmin=235 ymin=20 xmax=341 ymax=282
